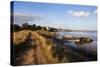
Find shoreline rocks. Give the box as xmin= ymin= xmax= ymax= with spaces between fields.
xmin=74 ymin=37 xmax=93 ymax=45
xmin=56 ymin=34 xmax=93 ymax=46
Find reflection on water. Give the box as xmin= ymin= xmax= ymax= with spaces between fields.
xmin=56 ymin=31 xmax=97 ymax=53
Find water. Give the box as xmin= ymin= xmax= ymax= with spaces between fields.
xmin=56 ymin=31 xmax=97 ymax=53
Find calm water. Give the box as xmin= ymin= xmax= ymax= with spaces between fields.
xmin=56 ymin=31 xmax=97 ymax=53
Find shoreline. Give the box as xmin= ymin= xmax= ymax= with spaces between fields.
xmin=12 ymin=30 xmax=97 ymax=65
xmin=36 ymin=30 xmax=97 ymax=59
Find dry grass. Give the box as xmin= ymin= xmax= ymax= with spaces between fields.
xmin=13 ymin=30 xmax=30 ymax=45
xmin=12 ymin=30 xmax=56 ymax=65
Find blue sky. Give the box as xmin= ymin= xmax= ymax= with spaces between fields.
xmin=12 ymin=1 xmax=97 ymax=30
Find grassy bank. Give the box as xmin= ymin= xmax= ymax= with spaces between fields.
xmin=12 ymin=30 xmax=97 ymax=65
xmin=13 ymin=30 xmax=57 ymax=65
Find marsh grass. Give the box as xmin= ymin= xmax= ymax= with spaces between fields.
xmin=13 ymin=30 xmax=56 ymax=65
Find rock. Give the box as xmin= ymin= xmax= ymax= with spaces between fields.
xmin=75 ymin=37 xmax=93 ymax=45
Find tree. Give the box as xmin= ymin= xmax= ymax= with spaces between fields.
xmin=32 ymin=24 xmax=36 ymax=30
xmin=12 ymin=24 xmax=20 ymax=32
xmin=21 ymin=22 xmax=29 ymax=30
xmin=42 ymin=27 xmax=48 ymax=31
xmin=36 ymin=26 xmax=42 ymax=30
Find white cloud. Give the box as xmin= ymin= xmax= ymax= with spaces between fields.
xmin=67 ymin=10 xmax=91 ymax=18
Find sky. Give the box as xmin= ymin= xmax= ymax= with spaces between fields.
xmin=12 ymin=1 xmax=97 ymax=30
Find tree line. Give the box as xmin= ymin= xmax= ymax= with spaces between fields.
xmin=11 ymin=23 xmax=57 ymax=32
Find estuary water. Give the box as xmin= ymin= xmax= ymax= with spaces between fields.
xmin=56 ymin=31 xmax=97 ymax=53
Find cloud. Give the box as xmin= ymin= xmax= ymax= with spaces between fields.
xmin=67 ymin=10 xmax=90 ymax=18
xmin=13 ymin=13 xmax=41 ymax=25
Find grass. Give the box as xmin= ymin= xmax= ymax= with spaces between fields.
xmin=12 ymin=30 xmax=56 ymax=65
xmin=13 ymin=30 xmax=30 ymax=45
xmin=12 ymin=30 xmax=97 ymax=65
